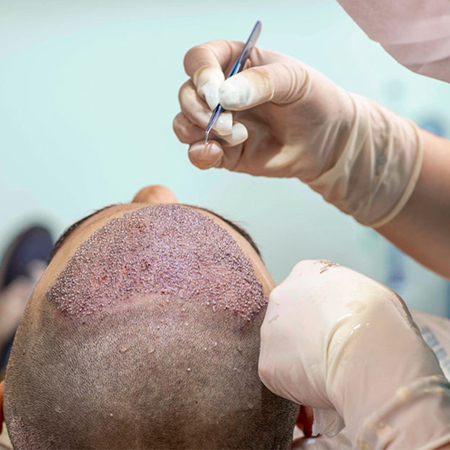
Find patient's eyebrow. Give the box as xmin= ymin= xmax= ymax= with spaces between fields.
xmin=49 ymin=204 xmax=261 ymax=263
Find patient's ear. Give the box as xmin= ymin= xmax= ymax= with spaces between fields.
xmin=132 ymin=185 xmax=178 ymax=204
xmin=0 ymin=381 xmax=4 ymax=434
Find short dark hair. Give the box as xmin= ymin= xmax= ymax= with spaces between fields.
xmin=5 ymin=205 xmax=298 ymax=449
xmin=48 ymin=204 xmax=262 ymax=262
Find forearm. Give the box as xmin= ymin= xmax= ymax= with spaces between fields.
xmin=378 ymin=129 xmax=450 ymax=279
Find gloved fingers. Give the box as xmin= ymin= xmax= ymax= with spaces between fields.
xmin=286 ymin=260 xmax=411 ymax=324
xmin=173 ymin=112 xmax=205 ymax=144
xmin=195 ymin=67 xmax=225 ymax=110
xmin=184 ymin=40 xmax=279 ymax=77
xmin=184 ymin=40 xmax=281 ymax=110
xmin=188 ymin=140 xmax=224 ymax=169
xmin=219 ymin=62 xmax=311 ymax=111
xmin=187 ymin=123 xmax=247 ymax=170
xmin=258 ymin=287 xmax=295 ymax=397
xmin=288 ymin=259 xmax=341 ymax=281
xmin=311 ymin=408 xmax=345 ymax=437
xmin=178 ymin=80 xmax=233 ymax=136
xmin=175 ymin=109 xmax=248 ymax=148
xmin=184 ymin=40 xmax=245 ymax=77
xmin=219 ymin=122 xmax=248 ymax=146
xmin=184 ymin=40 xmax=245 ymax=110
xmin=197 ymin=122 xmax=248 ymax=148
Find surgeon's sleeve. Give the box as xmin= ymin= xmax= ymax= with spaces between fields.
xmin=336 ymin=0 xmax=450 ymax=83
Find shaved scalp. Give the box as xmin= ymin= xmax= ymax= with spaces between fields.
xmin=4 ymin=205 xmax=298 ymax=449
xmin=48 ymin=205 xmax=266 ymax=321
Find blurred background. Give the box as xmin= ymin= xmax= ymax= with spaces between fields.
xmin=0 ymin=0 xmax=449 ymax=316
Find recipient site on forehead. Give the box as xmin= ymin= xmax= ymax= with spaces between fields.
xmin=49 ymin=204 xmax=262 ymax=261
xmin=47 ymin=204 xmax=267 ymax=322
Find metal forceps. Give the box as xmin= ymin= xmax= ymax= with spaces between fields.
xmin=204 ymin=20 xmax=262 ymax=144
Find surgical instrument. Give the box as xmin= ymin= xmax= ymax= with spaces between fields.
xmin=204 ymin=20 xmax=262 ymax=145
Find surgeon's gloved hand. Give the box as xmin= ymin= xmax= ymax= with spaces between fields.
xmin=259 ymin=260 xmax=450 ymax=449
xmin=174 ymin=41 xmax=422 ymax=227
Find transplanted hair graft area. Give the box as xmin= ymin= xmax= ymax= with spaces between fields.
xmin=4 ymin=204 xmax=298 ymax=449
xmin=48 ymin=204 xmax=266 ymax=321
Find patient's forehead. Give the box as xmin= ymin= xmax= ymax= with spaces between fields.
xmin=34 ymin=204 xmax=274 ymax=322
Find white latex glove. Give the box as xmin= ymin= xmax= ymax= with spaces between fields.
xmin=174 ymin=41 xmax=422 ymax=227
xmin=412 ymin=309 xmax=450 ymax=382
xmin=292 ymin=431 xmax=352 ymax=449
xmin=259 ymin=260 xmax=450 ymax=449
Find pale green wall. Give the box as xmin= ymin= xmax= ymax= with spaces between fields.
xmin=1 ymin=0 xmax=449 ymax=315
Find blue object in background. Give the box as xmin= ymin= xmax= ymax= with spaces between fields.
xmin=418 ymin=117 xmax=447 ymax=138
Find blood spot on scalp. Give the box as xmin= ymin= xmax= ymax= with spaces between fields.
xmin=48 ymin=205 xmax=266 ymax=321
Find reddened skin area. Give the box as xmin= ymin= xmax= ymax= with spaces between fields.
xmin=47 ymin=204 xmax=267 ymax=322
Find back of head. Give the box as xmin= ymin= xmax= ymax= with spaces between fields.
xmin=4 ymin=205 xmax=298 ymax=449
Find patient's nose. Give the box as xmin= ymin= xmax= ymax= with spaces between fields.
xmin=132 ymin=185 xmax=178 ymax=204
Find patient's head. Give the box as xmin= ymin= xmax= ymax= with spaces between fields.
xmin=3 ymin=186 xmax=298 ymax=449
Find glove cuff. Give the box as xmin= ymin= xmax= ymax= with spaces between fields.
xmin=308 ymin=93 xmax=423 ymax=227
xmin=370 ymin=119 xmax=423 ymax=228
